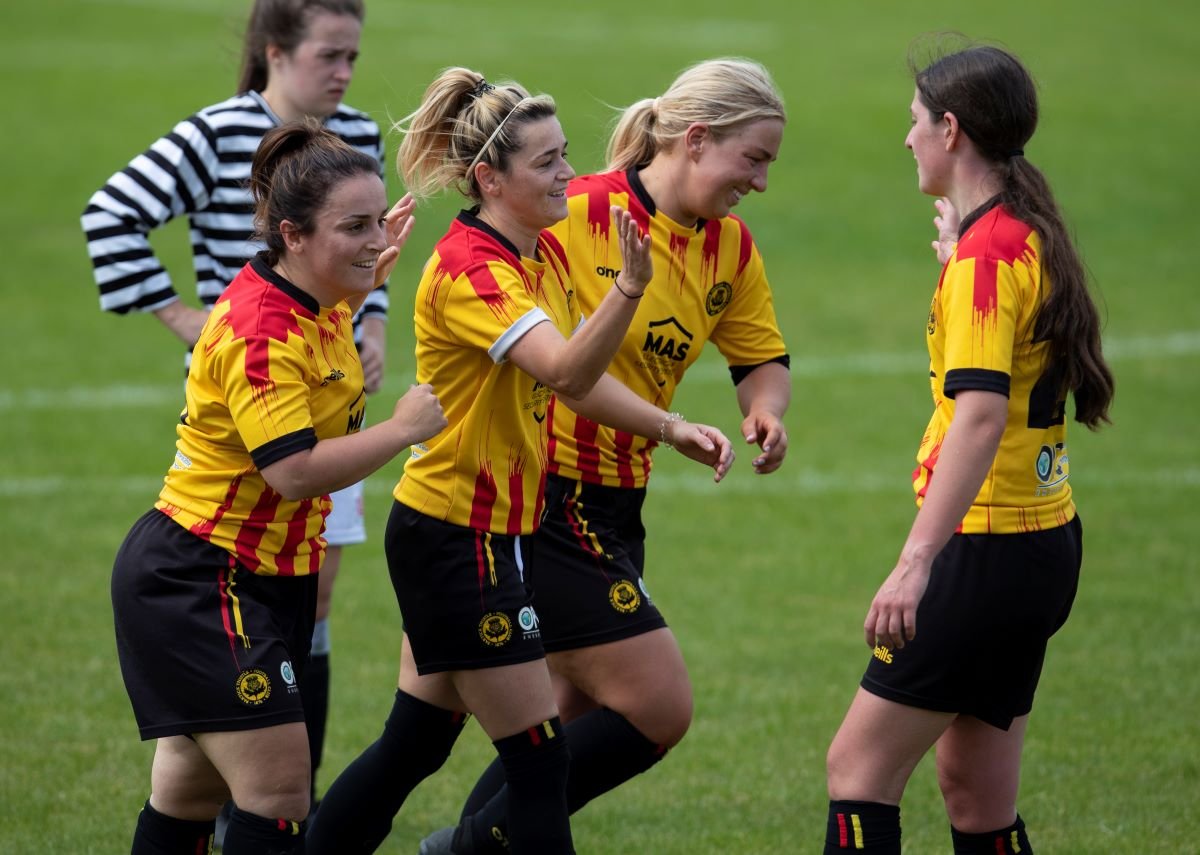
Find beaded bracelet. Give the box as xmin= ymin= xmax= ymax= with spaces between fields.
xmin=658 ymin=412 xmax=685 ymax=450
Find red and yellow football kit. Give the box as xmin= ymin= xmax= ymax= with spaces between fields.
xmin=916 ymin=200 xmax=1075 ymax=533
xmin=546 ymin=169 xmax=788 ymax=488
xmin=156 ymin=257 xmax=365 ymax=575
xmin=395 ymin=211 xmax=580 ymax=534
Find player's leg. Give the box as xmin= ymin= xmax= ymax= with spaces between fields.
xmin=129 ymin=735 xmax=226 ymax=854
xmin=936 ymin=713 xmax=1032 ymax=853
xmin=823 ymin=689 xmax=955 ymax=853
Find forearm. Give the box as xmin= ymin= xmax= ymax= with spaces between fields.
xmin=262 ymin=420 xmax=420 ymax=500
xmin=900 ymin=392 xmax=1006 ymax=564
xmin=543 ymin=282 xmax=642 ymax=398
xmin=561 ymin=373 xmax=670 ymax=440
xmin=736 ymin=361 xmax=791 ymax=420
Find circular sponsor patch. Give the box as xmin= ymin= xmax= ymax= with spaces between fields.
xmin=705 ymin=282 xmax=732 ymax=316
xmin=518 ymin=606 xmax=539 ymax=632
xmin=235 ymin=669 xmax=271 ymax=705
xmin=280 ymin=660 xmax=296 ymax=686
xmin=1036 ymin=445 xmax=1054 ymax=482
xmin=609 ymin=580 xmax=641 ymax=614
xmin=479 ymin=612 xmax=513 ymax=647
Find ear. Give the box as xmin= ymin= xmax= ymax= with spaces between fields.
xmin=265 ymin=42 xmax=286 ymax=69
xmin=942 ymin=111 xmax=963 ymax=151
xmin=682 ymin=122 xmax=710 ymax=161
xmin=474 ymin=161 xmax=502 ymax=198
xmin=280 ymin=219 xmax=305 ymax=254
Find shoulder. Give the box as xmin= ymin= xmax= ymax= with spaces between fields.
xmin=431 ymin=219 xmax=519 ymax=281
xmin=325 ymin=103 xmax=382 ymax=146
xmin=955 ymin=206 xmax=1037 ymax=267
xmin=568 ymin=170 xmax=627 ymax=200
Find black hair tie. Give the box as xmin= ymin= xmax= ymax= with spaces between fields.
xmin=469 ymin=79 xmax=495 ymax=100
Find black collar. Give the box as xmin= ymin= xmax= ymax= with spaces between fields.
xmin=251 ymin=254 xmax=319 ymax=314
xmin=458 ymin=207 xmax=525 ymax=261
xmin=626 ymin=168 xmax=708 ymax=232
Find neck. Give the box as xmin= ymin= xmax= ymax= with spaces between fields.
xmin=260 ymin=87 xmax=315 ymax=124
xmin=947 ymin=164 xmax=1004 ymax=223
xmin=637 ymin=156 xmax=697 ymax=227
xmin=476 ymin=207 xmax=539 ymax=258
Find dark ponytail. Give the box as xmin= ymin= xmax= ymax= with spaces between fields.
xmin=913 ymin=42 xmax=1114 ymax=428
xmin=251 ymin=117 xmax=379 ymax=264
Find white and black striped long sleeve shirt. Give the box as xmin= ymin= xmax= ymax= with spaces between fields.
xmin=81 ymin=91 xmax=388 ymax=337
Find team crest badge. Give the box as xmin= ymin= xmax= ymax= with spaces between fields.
xmin=479 ymin=612 xmax=513 ymax=647
xmin=609 ymin=580 xmax=641 ymax=614
xmin=235 ymin=669 xmax=271 ymax=705
xmin=705 ymin=282 xmax=732 ymax=316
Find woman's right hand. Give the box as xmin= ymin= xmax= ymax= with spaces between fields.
xmin=931 ymin=197 xmax=959 ymax=265
xmin=392 ymin=383 xmax=447 ymax=444
xmin=611 ymin=206 xmax=652 ymax=296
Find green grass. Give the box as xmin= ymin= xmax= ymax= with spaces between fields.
xmin=2 ymin=0 xmax=1197 ymax=852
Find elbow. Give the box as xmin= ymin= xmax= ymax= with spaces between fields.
xmin=549 ymin=375 xmax=597 ymax=401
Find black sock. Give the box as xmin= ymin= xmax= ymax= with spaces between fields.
xmin=824 ymin=800 xmax=901 ymax=853
xmin=129 ymin=800 xmax=214 ymax=855
xmin=301 ymin=652 xmax=331 ymax=801
xmin=461 ymin=756 xmax=507 ymax=817
xmin=492 ymin=717 xmax=573 ymax=855
xmin=221 ymin=805 xmax=304 ymax=855
xmin=951 ymin=814 xmax=1033 ymax=854
xmin=460 ymin=708 xmax=665 ymax=853
xmin=306 ymin=689 xmax=466 ymax=855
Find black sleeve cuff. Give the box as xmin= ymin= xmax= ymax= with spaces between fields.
xmin=730 ymin=354 xmax=791 ymax=386
xmin=943 ymin=368 xmax=1010 ymax=399
xmin=251 ymin=427 xmax=318 ymax=470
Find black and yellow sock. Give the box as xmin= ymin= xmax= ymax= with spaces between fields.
xmin=460 ymin=708 xmax=666 ymax=854
xmin=493 ymin=717 xmax=573 ymax=855
xmin=220 ymin=806 xmax=303 ymax=855
xmin=824 ymin=800 xmax=901 ymax=853
xmin=951 ymin=814 xmax=1033 ymax=854
xmin=129 ymin=800 xmax=214 ymax=855
xmin=306 ymin=688 xmax=466 ymax=855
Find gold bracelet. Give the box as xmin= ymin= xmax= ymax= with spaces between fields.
xmin=658 ymin=412 xmax=684 ymax=450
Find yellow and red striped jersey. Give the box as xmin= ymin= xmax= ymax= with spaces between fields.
xmin=156 ymin=257 xmax=366 ymax=575
xmin=915 ymin=200 xmax=1075 ymax=533
xmin=546 ymin=169 xmax=787 ymax=488
xmin=395 ymin=211 xmax=579 ymax=534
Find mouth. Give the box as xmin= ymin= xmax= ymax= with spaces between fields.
xmin=731 ymin=189 xmax=747 ymax=205
xmin=351 ymin=259 xmax=376 ymax=270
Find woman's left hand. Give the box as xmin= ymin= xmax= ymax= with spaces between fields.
xmin=741 ymin=411 xmax=788 ymax=474
xmin=665 ymin=420 xmax=735 ymax=482
xmin=375 ymin=193 xmax=418 ymax=288
xmin=863 ymin=557 xmax=932 ymax=651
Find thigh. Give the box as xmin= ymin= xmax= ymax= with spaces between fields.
xmin=935 ymin=714 xmax=1028 ymax=832
xmin=548 ymin=628 xmax=691 ymax=746
xmin=386 ymin=502 xmax=545 ymax=675
xmin=451 ymin=659 xmax=559 ymax=741
xmin=827 ymin=688 xmax=955 ymax=803
xmin=148 ymin=735 xmax=229 ymax=820
xmin=533 ymin=476 xmax=666 ymax=653
xmin=196 ymin=722 xmax=311 ymax=818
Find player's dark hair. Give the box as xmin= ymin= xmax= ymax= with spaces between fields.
xmin=250 ymin=117 xmax=380 ymax=265
xmin=913 ymin=42 xmax=1114 ymax=428
xmin=238 ymin=0 xmax=364 ymax=95
xmin=395 ymin=67 xmax=557 ymax=202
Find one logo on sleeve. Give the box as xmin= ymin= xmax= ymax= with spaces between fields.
xmin=705 ymin=281 xmax=732 ymax=316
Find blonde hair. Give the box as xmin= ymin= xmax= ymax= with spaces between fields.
xmin=395 ymin=67 xmax=556 ymax=201
xmin=606 ymin=58 xmax=785 ymax=172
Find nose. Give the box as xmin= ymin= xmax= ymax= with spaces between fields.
xmin=751 ymin=164 xmax=769 ymax=193
xmin=904 ymin=128 xmax=915 ymax=150
xmin=333 ymin=57 xmax=353 ymax=83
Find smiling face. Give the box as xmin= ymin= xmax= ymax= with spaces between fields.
xmin=265 ymin=11 xmax=361 ymax=121
xmin=480 ymin=115 xmax=575 ymax=244
xmin=280 ymin=171 xmax=388 ymax=306
xmin=905 ymin=89 xmax=951 ymax=197
xmin=681 ymin=118 xmax=783 ymax=222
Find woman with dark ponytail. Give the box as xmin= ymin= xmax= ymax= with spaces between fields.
xmin=110 ymin=120 xmax=445 ymax=855
xmin=822 ymin=41 xmax=1113 ymax=854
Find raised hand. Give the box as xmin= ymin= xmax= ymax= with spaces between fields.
xmin=610 ymin=206 xmax=652 ymax=296
xmin=931 ymin=196 xmax=959 ymax=265
xmin=375 ymin=193 xmax=418 ymax=287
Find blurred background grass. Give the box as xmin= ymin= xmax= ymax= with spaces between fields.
xmin=1 ymin=0 xmax=1197 ymax=851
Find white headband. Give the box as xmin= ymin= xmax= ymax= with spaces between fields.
xmin=466 ymin=96 xmax=536 ymax=180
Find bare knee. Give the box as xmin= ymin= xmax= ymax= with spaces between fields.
xmin=937 ymin=764 xmax=1015 ymax=833
xmin=624 ymin=679 xmax=692 ymax=748
xmin=234 ymin=778 xmax=311 ymax=822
